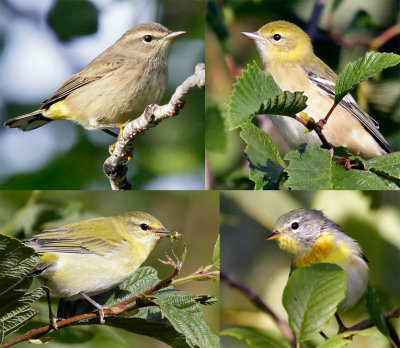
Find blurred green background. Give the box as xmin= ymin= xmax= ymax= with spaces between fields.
xmin=0 ymin=190 xmax=219 ymax=347
xmin=206 ymin=0 xmax=400 ymax=189
xmin=220 ymin=190 xmax=400 ymax=347
xmin=0 ymin=0 xmax=205 ymax=190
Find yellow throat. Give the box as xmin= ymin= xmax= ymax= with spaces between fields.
xmin=277 ymin=232 xmax=352 ymax=268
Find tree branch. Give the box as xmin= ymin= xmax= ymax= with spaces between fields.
xmin=221 ymin=270 xmax=296 ymax=346
xmin=346 ymin=305 xmax=400 ymax=332
xmin=103 ymin=62 xmax=205 ymax=190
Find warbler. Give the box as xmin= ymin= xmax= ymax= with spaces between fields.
xmin=4 ymin=23 xmax=185 ymax=134
xmin=23 ymin=211 xmax=181 ymax=324
xmin=267 ymin=208 xmax=368 ymax=311
xmin=242 ymin=21 xmax=391 ymax=159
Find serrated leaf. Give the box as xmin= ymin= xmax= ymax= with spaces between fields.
xmin=212 ymin=235 xmax=220 ymax=269
xmin=221 ymin=327 xmax=291 ymax=348
xmin=228 ymin=62 xmax=281 ymax=129
xmin=0 ymin=235 xmax=46 ymax=338
xmin=366 ymin=152 xmax=400 ymax=182
xmin=260 ymin=91 xmax=307 ymax=116
xmin=335 ymin=52 xmax=400 ymax=103
xmin=365 ymin=285 xmax=389 ymax=337
xmin=0 ymin=234 xmax=41 ymax=307
xmin=240 ymin=121 xmax=285 ymax=189
xmin=153 ymin=290 xmax=219 ymax=348
xmin=105 ymin=266 xmax=160 ymax=306
xmin=283 ymin=145 xmax=394 ymax=190
xmin=283 ymin=263 xmax=346 ymax=342
xmin=0 ymin=287 xmax=45 ymax=336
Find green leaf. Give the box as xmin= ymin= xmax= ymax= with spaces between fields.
xmin=153 ymin=290 xmax=219 ymax=348
xmin=366 ymin=152 xmax=400 ymax=183
xmin=105 ymin=266 xmax=160 ymax=306
xmin=282 ymin=263 xmax=346 ymax=342
xmin=0 ymin=287 xmax=45 ymax=337
xmin=228 ymin=62 xmax=281 ymax=129
xmin=221 ymin=327 xmax=291 ymax=348
xmin=100 ymin=309 xmax=191 ymax=348
xmin=259 ymin=91 xmax=307 ymax=117
xmin=319 ymin=329 xmax=379 ymax=348
xmin=283 ymin=145 xmax=394 ymax=190
xmin=335 ymin=52 xmax=400 ymax=104
xmin=0 ymin=234 xmax=45 ymax=337
xmin=212 ymin=235 xmax=220 ymax=269
xmin=0 ymin=234 xmax=41 ymax=307
xmin=206 ymin=104 xmax=227 ymax=151
xmin=240 ymin=121 xmax=285 ymax=189
xmin=365 ymin=285 xmax=389 ymax=337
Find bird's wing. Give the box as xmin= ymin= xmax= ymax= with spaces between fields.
xmin=302 ymin=63 xmax=391 ymax=153
xmin=23 ymin=218 xmax=123 ymax=255
xmin=41 ymin=56 xmax=126 ymax=108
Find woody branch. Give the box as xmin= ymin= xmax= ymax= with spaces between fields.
xmin=103 ymin=63 xmax=205 ymax=190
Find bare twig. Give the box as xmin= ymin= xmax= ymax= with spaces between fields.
xmin=294 ymin=114 xmax=333 ymax=154
xmin=221 ymin=270 xmax=296 ymax=346
xmin=103 ymin=63 xmax=205 ymax=190
xmin=346 ymin=305 xmax=400 ymax=332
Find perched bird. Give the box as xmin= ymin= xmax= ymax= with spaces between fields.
xmin=4 ymin=23 xmax=185 ymax=134
xmin=242 ymin=21 xmax=392 ymax=159
xmin=23 ymin=211 xmax=181 ymax=325
xmin=267 ymin=208 xmax=368 ymax=312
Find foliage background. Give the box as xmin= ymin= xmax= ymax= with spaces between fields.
xmin=220 ymin=190 xmax=400 ymax=347
xmin=0 ymin=190 xmax=219 ymax=347
xmin=0 ymin=0 xmax=205 ymax=190
xmin=206 ymin=0 xmax=400 ymax=189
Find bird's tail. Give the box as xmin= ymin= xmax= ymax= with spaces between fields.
xmin=4 ymin=110 xmax=52 ymax=131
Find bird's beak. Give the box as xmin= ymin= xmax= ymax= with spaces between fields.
xmin=165 ymin=31 xmax=186 ymax=40
xmin=266 ymin=230 xmax=281 ymax=241
xmin=241 ymin=31 xmax=263 ymax=41
xmin=154 ymin=228 xmax=182 ymax=241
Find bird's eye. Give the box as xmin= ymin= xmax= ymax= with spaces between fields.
xmin=291 ymin=222 xmax=299 ymax=230
xmin=143 ymin=35 xmax=153 ymax=43
xmin=273 ymin=34 xmax=282 ymax=41
xmin=140 ymin=223 xmax=149 ymax=231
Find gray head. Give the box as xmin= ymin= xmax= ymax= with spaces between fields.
xmin=269 ymin=208 xmax=340 ymax=248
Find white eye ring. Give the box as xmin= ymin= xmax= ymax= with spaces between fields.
xmin=291 ymin=222 xmax=299 ymax=230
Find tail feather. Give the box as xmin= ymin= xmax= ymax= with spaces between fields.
xmin=4 ymin=110 xmax=52 ymax=131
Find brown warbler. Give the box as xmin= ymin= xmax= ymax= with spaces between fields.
xmin=4 ymin=23 xmax=185 ymax=134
